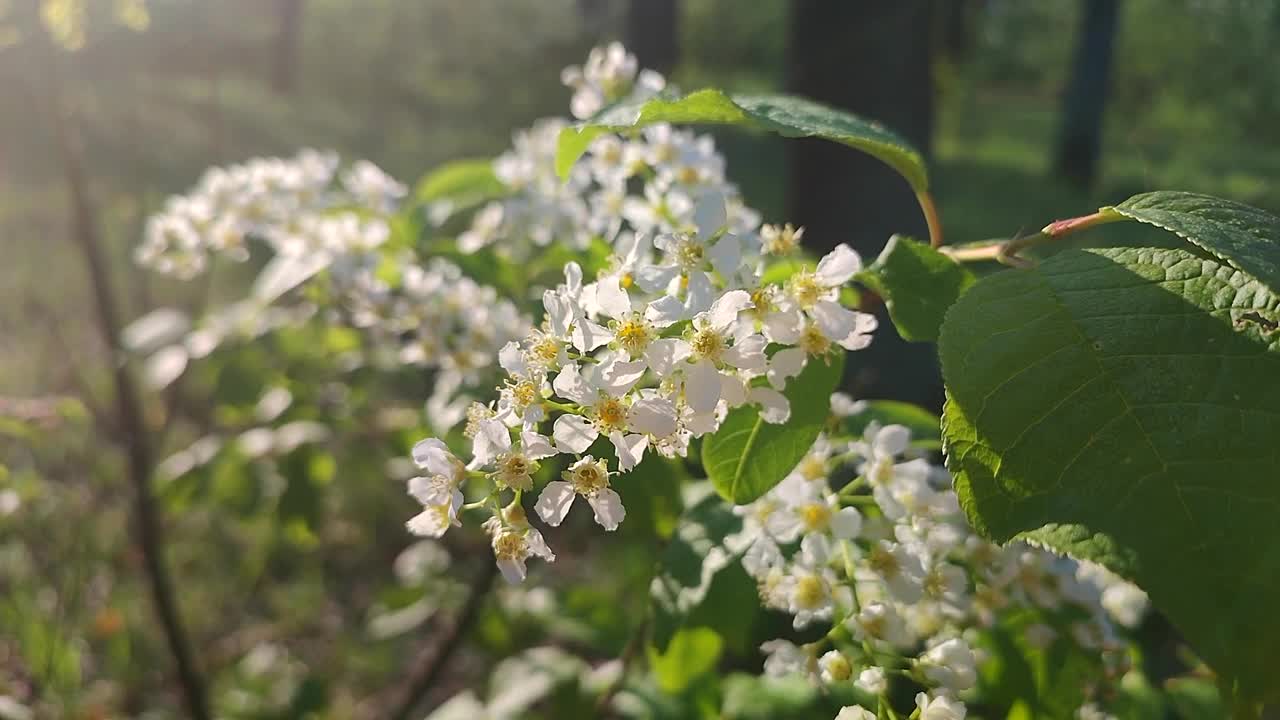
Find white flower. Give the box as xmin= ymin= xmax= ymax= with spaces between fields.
xmin=534 ymin=455 xmax=625 ymax=531
xmin=561 ymin=42 xmax=665 ymax=120
xmin=590 ymin=274 xmax=686 ymax=369
xmin=679 ymin=290 xmax=766 ymax=414
xmin=405 ymin=439 xmax=467 ymax=537
xmin=761 ymin=223 xmax=804 ymax=255
xmin=818 ymin=650 xmax=852 ymax=683
xmin=848 ymin=602 xmax=914 ymax=649
xmin=550 ymin=360 xmax=675 ymax=469
xmin=916 ymin=692 xmax=966 ymax=720
xmin=490 ymin=431 xmax=557 ymax=491
xmin=865 ymin=540 xmax=927 ymax=603
xmin=773 ymin=476 xmax=863 ymax=544
xmin=1100 ymin=581 xmax=1149 ymax=629
xmin=485 ymin=507 xmax=556 ymax=584
xmin=637 ymin=192 xmax=743 ymax=316
xmin=1076 ymin=703 xmax=1117 ymax=720
xmin=917 ymin=637 xmax=977 ymax=692
xmin=760 ymin=639 xmax=808 ymax=677
xmin=782 ymin=534 xmax=845 ymax=628
xmin=834 ymin=707 xmax=876 ymax=720
xmin=782 ymin=244 xmax=878 ymax=353
xmin=855 ymin=666 xmax=887 ymax=695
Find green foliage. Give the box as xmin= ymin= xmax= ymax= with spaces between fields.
xmin=414 ymin=158 xmax=504 ymax=203
xmin=649 ymin=627 xmax=724 ymax=694
xmin=841 ymin=399 xmax=941 ymax=450
xmin=977 ymin=608 xmax=1105 ymax=716
xmin=940 ymin=244 xmax=1280 ymax=702
xmin=649 ymin=485 xmax=743 ymax=653
xmin=1110 ymin=191 xmax=1280 ymax=292
xmin=856 ymin=234 xmax=975 ymax=342
xmin=556 ymin=90 xmax=928 ymax=192
xmin=719 ymin=674 xmax=821 ymax=720
xmin=701 ymin=353 xmax=844 ymax=504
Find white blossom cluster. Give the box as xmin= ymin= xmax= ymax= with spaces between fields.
xmin=730 ymin=411 xmax=1150 ymax=720
xmin=130 ymin=153 xmax=529 ymax=419
xmin=406 ymin=187 xmax=879 ymax=584
xmin=135 ymin=150 xmax=406 ymax=279
xmin=453 ymin=44 xmax=766 ymax=264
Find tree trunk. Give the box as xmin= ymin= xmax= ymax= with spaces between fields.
xmin=626 ymin=0 xmax=679 ymax=75
xmin=271 ymin=0 xmax=305 ymax=95
xmin=1053 ymin=0 xmax=1121 ymax=188
xmin=786 ymin=0 xmax=940 ymax=409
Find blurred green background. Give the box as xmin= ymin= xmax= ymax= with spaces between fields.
xmin=4 ymin=0 xmax=1280 ymax=396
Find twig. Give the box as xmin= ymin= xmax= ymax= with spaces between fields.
xmin=594 ymin=617 xmax=649 ymax=716
xmin=40 ymin=34 xmax=212 ymax=720
xmin=365 ymin=558 xmax=499 ymax=720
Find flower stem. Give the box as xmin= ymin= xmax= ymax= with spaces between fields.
xmin=915 ymin=190 xmax=944 ymax=249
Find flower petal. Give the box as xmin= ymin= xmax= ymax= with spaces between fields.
xmin=707 ymin=289 xmax=753 ymax=333
xmin=685 ymin=359 xmax=722 ymax=414
xmin=749 ymin=386 xmax=791 ymax=424
xmin=767 ymin=347 xmax=807 ymax=390
xmin=723 ymin=333 xmax=767 ymax=371
xmin=496 ymin=556 xmax=528 ymax=584
xmin=643 ymin=337 xmax=691 ymax=375
xmin=498 ymin=341 xmax=526 ymax=376
xmin=815 ymin=243 xmax=862 ymax=286
xmin=594 ymin=358 xmax=646 ymax=397
xmin=572 ymin=318 xmax=612 ymax=353
xmin=693 ymin=189 xmax=727 ymax=237
xmin=534 ymin=480 xmax=577 ymax=526
xmin=553 ymin=414 xmax=598 ymax=454
xmin=552 ymin=363 xmax=594 ymax=405
xmin=644 ymin=294 xmax=687 ymax=327
xmin=627 ymin=396 xmax=678 ymax=437
xmin=611 ymin=432 xmax=649 ymax=471
xmin=520 ymin=430 xmax=557 ymax=460
xmin=708 ymin=233 xmax=742 ymax=280
xmin=588 ymin=488 xmax=626 ymax=531
xmin=595 ymin=275 xmax=632 ymax=320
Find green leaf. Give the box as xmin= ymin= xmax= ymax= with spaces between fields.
xmin=1111 ymin=191 xmax=1280 ymax=291
xmin=720 ymin=674 xmax=821 ymax=720
xmin=856 ymin=234 xmax=975 ymax=342
xmin=650 ymin=485 xmax=743 ymax=652
xmin=413 ymin=158 xmax=504 ymax=204
xmin=1165 ymin=677 xmax=1225 ymax=720
xmin=648 ymin=627 xmax=724 ymax=694
xmin=556 ymin=90 xmax=928 ymax=192
xmin=939 ymin=246 xmax=1280 ymax=701
xmin=702 ymin=353 xmax=844 ymax=504
xmin=841 ymin=400 xmax=941 ymax=446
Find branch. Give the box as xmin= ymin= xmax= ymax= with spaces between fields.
xmin=364 ymin=559 xmax=499 ymax=720
xmin=594 ymin=617 xmax=648 ymax=716
xmin=39 ymin=36 xmax=212 ymax=720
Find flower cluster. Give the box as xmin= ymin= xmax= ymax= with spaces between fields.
xmin=731 ymin=409 xmax=1149 ymax=719
xmin=135 ymin=150 xmax=405 ymax=279
xmin=452 ymin=45 xmax=762 ymax=264
xmin=406 ymin=187 xmax=878 ymax=583
xmin=130 ymin=153 xmax=529 ymax=418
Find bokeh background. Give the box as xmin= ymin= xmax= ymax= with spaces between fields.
xmin=2 ymin=1 xmax=1278 ymax=718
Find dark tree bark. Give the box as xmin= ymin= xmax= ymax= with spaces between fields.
xmin=270 ymin=0 xmax=305 ymax=94
xmin=786 ymin=0 xmax=941 ymax=409
xmin=1053 ymin=0 xmax=1121 ymax=188
xmin=626 ymin=0 xmax=679 ymax=75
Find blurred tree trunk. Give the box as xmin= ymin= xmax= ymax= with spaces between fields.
xmin=786 ymin=0 xmax=941 ymax=408
xmin=942 ymin=0 xmax=974 ymax=61
xmin=1053 ymin=0 xmax=1121 ymax=188
xmin=626 ymin=0 xmax=678 ymax=75
xmin=271 ymin=0 xmax=305 ymax=94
